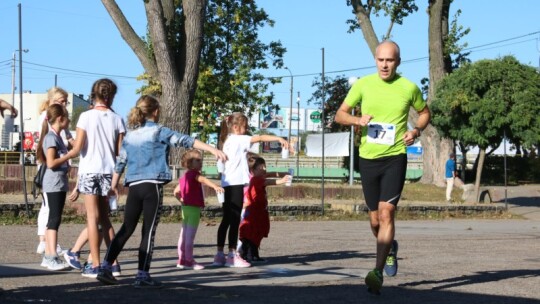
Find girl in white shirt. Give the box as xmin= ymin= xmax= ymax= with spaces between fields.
xmin=212 ymin=112 xmax=288 ymax=268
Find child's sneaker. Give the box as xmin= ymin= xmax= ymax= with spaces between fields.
xmin=211 ymin=252 xmax=226 ymax=267
xmin=36 ymin=241 xmax=46 ymax=254
xmin=40 ymin=256 xmax=49 ymax=268
xmin=42 ymin=256 xmax=68 ymax=271
xmin=81 ymin=265 xmax=99 ymax=278
xmin=176 ymin=260 xmax=205 ymax=270
xmin=225 ymin=253 xmax=251 ymax=268
xmin=111 ymin=263 xmax=122 ymax=277
xmin=384 ymin=240 xmax=399 ymax=277
xmin=365 ymin=268 xmax=383 ymax=295
xmin=97 ymin=268 xmax=118 ymax=285
xmin=133 ymin=276 xmax=163 ymax=289
xmin=63 ymin=249 xmax=82 ymax=270
xmin=56 ymin=244 xmax=65 ymax=255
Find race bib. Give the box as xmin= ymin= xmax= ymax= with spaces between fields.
xmin=366 ymin=122 xmax=396 ymax=145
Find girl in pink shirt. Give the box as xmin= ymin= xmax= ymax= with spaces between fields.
xmin=174 ymin=149 xmax=223 ymax=270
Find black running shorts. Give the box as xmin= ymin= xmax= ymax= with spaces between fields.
xmin=359 ymin=154 xmax=407 ymax=211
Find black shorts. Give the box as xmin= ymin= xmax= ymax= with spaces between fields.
xmin=359 ymin=154 xmax=407 ymax=211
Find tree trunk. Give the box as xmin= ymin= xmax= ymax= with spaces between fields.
xmin=419 ymin=0 xmax=453 ymax=187
xmin=474 ymin=148 xmax=486 ymax=202
xmin=350 ymin=0 xmax=379 ymax=55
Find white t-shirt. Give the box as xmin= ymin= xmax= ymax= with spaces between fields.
xmin=221 ymin=134 xmax=252 ymax=187
xmin=76 ymin=108 xmax=126 ymax=174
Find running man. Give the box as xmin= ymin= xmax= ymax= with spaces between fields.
xmin=335 ymin=40 xmax=431 ymax=294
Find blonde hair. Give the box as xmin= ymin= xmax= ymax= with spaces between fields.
xmin=127 ymin=95 xmax=159 ymax=129
xmin=218 ymin=112 xmax=249 ymax=149
xmin=181 ymin=149 xmax=202 ymax=169
xmin=39 ymin=87 xmax=68 ymax=113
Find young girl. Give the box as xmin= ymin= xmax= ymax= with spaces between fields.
xmin=213 ymin=112 xmax=289 ymax=268
xmin=238 ymin=154 xmax=290 ymax=263
xmin=96 ymin=95 xmax=226 ymax=288
xmin=67 ymin=78 xmax=125 ymax=278
xmin=174 ymin=149 xmax=224 ymax=270
xmin=36 ymin=87 xmax=73 ymax=256
xmin=36 ymin=104 xmax=76 ymax=270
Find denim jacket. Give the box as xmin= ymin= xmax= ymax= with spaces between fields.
xmin=115 ymin=120 xmax=195 ymax=185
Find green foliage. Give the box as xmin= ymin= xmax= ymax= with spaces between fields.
xmin=346 ymin=0 xmax=418 ymax=36
xmin=463 ymin=155 xmax=540 ymax=185
xmin=192 ymin=0 xmax=286 ymax=141
xmin=431 ymin=56 xmax=540 ymax=151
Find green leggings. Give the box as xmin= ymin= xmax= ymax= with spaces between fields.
xmin=181 ymin=205 xmax=201 ymax=228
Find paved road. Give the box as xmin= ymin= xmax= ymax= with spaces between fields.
xmin=1 ymin=219 xmax=539 ymax=303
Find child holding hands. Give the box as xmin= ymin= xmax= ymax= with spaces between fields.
xmin=174 ymin=149 xmax=224 ymax=270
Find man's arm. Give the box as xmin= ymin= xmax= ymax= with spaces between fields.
xmin=403 ymin=105 xmax=431 ymax=146
xmin=335 ymin=102 xmax=371 ymax=127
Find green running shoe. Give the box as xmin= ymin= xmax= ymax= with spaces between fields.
xmin=365 ymin=268 xmax=383 ymax=295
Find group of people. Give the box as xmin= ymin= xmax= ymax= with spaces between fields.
xmin=25 ymin=39 xmax=431 ymax=294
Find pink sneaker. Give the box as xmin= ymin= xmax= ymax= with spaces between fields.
xmin=176 ymin=260 xmax=205 ymax=270
xmin=211 ymin=252 xmax=226 ymax=267
xmin=225 ymin=254 xmax=251 ymax=268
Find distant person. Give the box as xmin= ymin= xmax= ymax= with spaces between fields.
xmin=66 ymin=78 xmax=125 ymax=278
xmin=262 ymin=108 xmax=283 ymax=129
xmin=95 ymin=95 xmax=226 ymax=288
xmin=445 ymin=153 xmax=457 ymax=202
xmin=238 ymin=154 xmax=290 ymax=263
xmin=0 ymin=99 xmax=18 ymax=118
xmin=213 ymin=112 xmax=288 ymax=268
xmin=174 ymin=149 xmax=224 ymax=271
xmin=335 ymin=40 xmax=431 ymax=294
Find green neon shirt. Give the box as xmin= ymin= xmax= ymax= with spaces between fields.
xmin=344 ymin=73 xmax=426 ymax=159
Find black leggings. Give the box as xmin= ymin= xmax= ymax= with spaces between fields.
xmin=217 ymin=185 xmax=244 ymax=249
xmin=43 ymin=191 xmax=66 ymax=231
xmin=104 ymin=183 xmax=163 ymax=272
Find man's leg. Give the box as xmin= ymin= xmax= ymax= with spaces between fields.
xmin=373 ymin=202 xmax=396 ymax=271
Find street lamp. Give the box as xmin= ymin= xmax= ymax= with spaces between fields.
xmin=284 ymin=67 xmax=293 ymax=148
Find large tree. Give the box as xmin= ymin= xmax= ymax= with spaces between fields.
xmin=102 ymin=0 xmax=204 ymax=164
xmin=431 ymin=56 xmax=540 ymax=200
xmin=102 ymin=0 xmax=283 ymax=162
xmin=347 ymin=0 xmax=467 ymax=186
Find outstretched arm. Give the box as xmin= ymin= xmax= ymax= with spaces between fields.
xmin=251 ymin=134 xmax=289 ymax=150
xmin=193 ymin=139 xmax=227 ymax=162
xmin=197 ymin=174 xmax=224 ymax=193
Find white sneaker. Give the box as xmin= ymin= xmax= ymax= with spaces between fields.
xmin=56 ymin=244 xmax=65 ymax=255
xmin=40 ymin=256 xmax=49 ymax=268
xmin=43 ymin=256 xmax=68 ymax=271
xmin=36 ymin=241 xmax=46 ymax=254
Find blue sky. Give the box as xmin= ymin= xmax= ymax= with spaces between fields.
xmin=0 ymin=0 xmax=539 ymax=121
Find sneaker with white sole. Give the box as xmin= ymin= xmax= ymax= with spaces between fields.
xmin=40 ymin=256 xmax=49 ymax=268
xmin=63 ymin=249 xmax=82 ymax=270
xmin=81 ymin=265 xmax=99 ymax=278
xmin=42 ymin=256 xmax=69 ymax=271
xmin=36 ymin=241 xmax=46 ymax=254
xmin=225 ymin=253 xmax=251 ymax=268
xmin=211 ymin=252 xmax=226 ymax=267
xmin=111 ymin=263 xmax=121 ymax=277
xmin=176 ymin=260 xmax=205 ymax=270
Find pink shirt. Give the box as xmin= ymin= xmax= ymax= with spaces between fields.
xmin=179 ymin=169 xmax=204 ymax=208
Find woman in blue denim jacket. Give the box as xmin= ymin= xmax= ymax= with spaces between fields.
xmin=96 ymin=95 xmax=226 ymax=288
